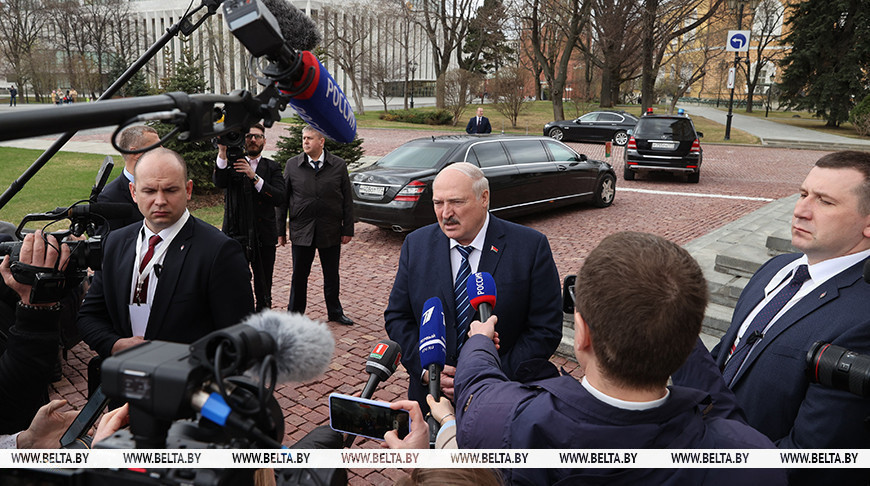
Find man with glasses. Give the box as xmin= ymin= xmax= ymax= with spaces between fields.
xmin=215 ymin=123 xmax=285 ymax=310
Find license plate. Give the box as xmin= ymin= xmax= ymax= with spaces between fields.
xmin=358 ymin=184 xmax=385 ymax=198
xmin=651 ymin=142 xmax=675 ymax=149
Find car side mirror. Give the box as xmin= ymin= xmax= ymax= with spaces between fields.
xmin=577 ymin=154 xmax=587 ymax=162
xmin=696 ymin=131 xmax=704 ymax=138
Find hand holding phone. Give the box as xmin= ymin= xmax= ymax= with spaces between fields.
xmin=328 ymin=393 xmax=410 ymax=442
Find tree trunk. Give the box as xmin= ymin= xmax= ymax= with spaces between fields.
xmin=600 ymin=69 xmax=613 ymax=107
xmin=640 ymin=0 xmax=657 ymax=111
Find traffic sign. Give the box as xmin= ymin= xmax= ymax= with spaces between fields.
xmin=726 ymin=30 xmax=751 ymax=52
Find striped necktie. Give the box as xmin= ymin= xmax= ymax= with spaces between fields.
xmin=454 ymin=245 xmax=474 ymax=352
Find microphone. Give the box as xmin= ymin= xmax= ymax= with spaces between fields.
xmin=419 ymin=297 xmax=446 ymax=399
xmin=222 ymin=0 xmax=357 ymax=143
xmin=242 ymin=309 xmax=335 ymax=383
xmin=466 ymin=271 xmax=497 ymax=322
xmin=361 ymin=339 xmax=402 ymax=399
xmin=261 ymin=0 xmax=321 ymax=51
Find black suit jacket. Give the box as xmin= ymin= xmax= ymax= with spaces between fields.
xmin=384 ymin=216 xmax=563 ymax=407
xmin=465 ymin=116 xmax=492 ymax=134
xmin=214 ymin=156 xmax=285 ymax=245
xmin=77 ymin=216 xmax=254 ymax=358
xmin=96 ymin=172 xmax=144 ymax=230
xmin=276 ymin=150 xmax=354 ymax=248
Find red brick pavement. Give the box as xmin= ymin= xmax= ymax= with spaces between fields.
xmin=48 ymin=128 xmax=829 ymax=484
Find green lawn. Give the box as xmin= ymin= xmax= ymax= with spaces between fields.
xmin=287 ymin=101 xmax=758 ymax=144
xmin=0 ymin=147 xmax=222 ymax=229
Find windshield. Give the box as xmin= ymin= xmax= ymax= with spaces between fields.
xmin=376 ymin=143 xmax=453 ymax=169
xmin=635 ymin=118 xmax=696 ymax=141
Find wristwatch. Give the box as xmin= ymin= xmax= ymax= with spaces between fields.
xmin=252 ymin=175 xmax=261 ymax=184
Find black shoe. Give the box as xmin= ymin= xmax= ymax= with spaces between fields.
xmin=329 ymin=314 xmax=354 ymax=326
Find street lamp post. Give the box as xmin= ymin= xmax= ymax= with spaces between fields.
xmin=765 ymin=74 xmax=775 ymax=117
xmin=409 ymin=61 xmax=418 ymax=109
xmin=724 ymin=0 xmax=758 ymax=140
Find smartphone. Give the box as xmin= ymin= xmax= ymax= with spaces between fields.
xmin=328 ymin=393 xmax=410 ymax=441
xmin=60 ymin=385 xmax=109 ymax=448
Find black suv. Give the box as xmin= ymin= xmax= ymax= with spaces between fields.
xmin=623 ymin=113 xmax=703 ymax=183
xmin=351 ymin=135 xmax=616 ymax=232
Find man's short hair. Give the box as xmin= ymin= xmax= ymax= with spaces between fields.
xmin=118 ymin=125 xmax=158 ymax=152
xmin=575 ymin=231 xmax=707 ymax=390
xmin=302 ymin=125 xmax=324 ymax=139
xmin=250 ymin=122 xmax=265 ymax=134
xmin=135 ymin=147 xmax=188 ymax=181
xmin=814 ymin=151 xmax=870 ymax=214
xmin=436 ymin=162 xmax=490 ymax=203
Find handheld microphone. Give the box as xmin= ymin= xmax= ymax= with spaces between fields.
xmin=361 ymin=339 xmax=402 ymax=399
xmin=222 ymin=0 xmax=357 ymax=143
xmin=466 ymin=272 xmax=497 ymax=322
xmin=419 ymin=297 xmax=446 ymax=399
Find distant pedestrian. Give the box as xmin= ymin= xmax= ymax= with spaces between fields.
xmin=8 ymin=86 xmax=16 ymax=107
xmin=465 ymin=107 xmax=491 ymax=134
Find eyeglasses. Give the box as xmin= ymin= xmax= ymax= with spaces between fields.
xmin=245 ymin=134 xmax=264 ymax=140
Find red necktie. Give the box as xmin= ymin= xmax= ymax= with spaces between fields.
xmin=134 ymin=235 xmax=162 ymax=304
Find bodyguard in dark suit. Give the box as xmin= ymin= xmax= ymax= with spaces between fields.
xmin=214 ymin=123 xmax=285 ymax=310
xmin=465 ymin=107 xmax=492 ymax=134
xmin=96 ymin=125 xmax=160 ymax=230
xmin=711 ymin=151 xmax=870 ymax=485
xmin=277 ymin=126 xmax=354 ymax=325
xmin=385 ymin=162 xmax=562 ymax=411
xmin=78 ymin=148 xmax=254 ymax=359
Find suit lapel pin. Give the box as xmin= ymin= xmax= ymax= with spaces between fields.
xmin=819 ymin=291 xmax=826 ymax=299
xmin=180 ymin=245 xmax=185 ymax=251
xmin=490 ymin=245 xmax=498 ymax=253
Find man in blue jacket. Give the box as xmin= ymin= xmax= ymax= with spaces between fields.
xmin=455 ymin=231 xmax=784 ymax=485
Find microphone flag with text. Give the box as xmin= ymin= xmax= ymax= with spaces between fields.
xmin=361 ymin=339 xmax=402 ymax=399
xmin=467 ymin=271 xmax=497 ymax=322
xmin=419 ymin=297 xmax=447 ymax=399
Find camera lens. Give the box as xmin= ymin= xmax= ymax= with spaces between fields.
xmin=807 ymin=341 xmax=870 ymax=397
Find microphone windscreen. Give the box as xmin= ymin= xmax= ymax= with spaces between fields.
xmin=243 ymin=309 xmax=334 ymax=383
xmin=262 ymin=0 xmax=322 ymax=52
xmin=419 ymin=297 xmax=446 ymax=368
xmin=467 ymin=272 xmax=497 ymax=310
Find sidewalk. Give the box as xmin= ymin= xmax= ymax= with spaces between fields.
xmin=677 ymin=104 xmax=870 ymax=149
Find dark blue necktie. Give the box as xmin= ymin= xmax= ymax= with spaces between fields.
xmin=722 ymin=264 xmax=810 ymax=385
xmin=454 ymin=245 xmax=474 ymax=352
xmin=311 ymin=158 xmax=320 ymax=172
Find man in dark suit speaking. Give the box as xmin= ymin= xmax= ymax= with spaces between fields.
xmin=385 ymin=162 xmax=562 ymax=412
xmin=465 ymin=107 xmax=492 ymax=134
xmin=78 ymin=148 xmax=254 ymax=359
xmin=712 ymin=151 xmax=870 ymax=485
xmin=214 ymin=123 xmax=285 ymax=311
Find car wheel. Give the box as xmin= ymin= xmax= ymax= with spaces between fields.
xmin=593 ymin=173 xmax=616 ymax=208
xmin=613 ymin=130 xmax=628 ymax=146
xmin=548 ymin=127 xmax=564 ymax=141
xmin=623 ymin=166 xmax=635 ymax=181
xmin=687 ymin=170 xmax=700 ymax=183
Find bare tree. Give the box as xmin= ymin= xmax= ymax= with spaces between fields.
xmin=489 ymin=66 xmax=531 ymax=128
xmin=80 ymin=0 xmax=127 ymax=92
xmin=404 ymin=0 xmax=476 ymax=108
xmin=519 ymin=0 xmax=591 ymax=120
xmin=639 ymin=0 xmax=725 ymax=112
xmin=584 ymin=0 xmax=644 ymax=107
xmin=321 ymin=3 xmax=372 ymax=115
xmin=743 ymin=0 xmax=786 ymax=112
xmin=364 ymin=56 xmax=401 ymax=112
xmin=443 ymin=68 xmax=482 ymax=126
xmin=0 ymin=0 xmax=48 ymax=101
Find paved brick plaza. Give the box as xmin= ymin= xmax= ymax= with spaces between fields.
xmin=49 ymin=127 xmax=829 ymax=484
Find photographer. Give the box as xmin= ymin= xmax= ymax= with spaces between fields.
xmin=214 ymin=123 xmax=284 ymax=311
xmin=0 ymin=230 xmax=72 ymax=435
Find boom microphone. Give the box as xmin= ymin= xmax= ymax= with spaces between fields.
xmin=261 ymin=0 xmax=321 ymax=51
xmin=419 ymin=297 xmax=446 ymax=399
xmin=467 ymin=272 xmax=497 ymax=322
xmin=243 ymin=310 xmax=335 ymax=383
xmin=65 ymin=202 xmax=133 ymax=221
xmin=222 ymin=0 xmax=357 ymax=143
xmin=362 ymin=339 xmax=402 ymax=399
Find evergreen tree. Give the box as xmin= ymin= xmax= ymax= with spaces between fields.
xmin=274 ymin=115 xmax=364 ymax=169
xmin=778 ymin=0 xmax=870 ymax=126
xmin=107 ymin=56 xmax=152 ymax=97
xmin=462 ymin=0 xmax=515 ymax=75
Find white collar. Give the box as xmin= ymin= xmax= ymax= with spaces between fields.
xmin=449 ymin=213 xmax=490 ymax=253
